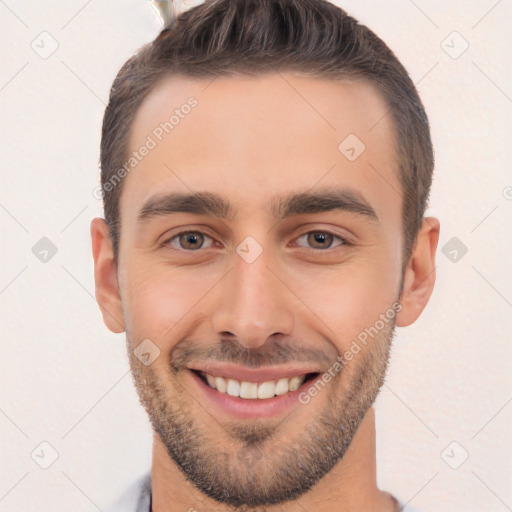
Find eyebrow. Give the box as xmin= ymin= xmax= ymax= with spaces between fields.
xmin=137 ymin=188 xmax=379 ymax=224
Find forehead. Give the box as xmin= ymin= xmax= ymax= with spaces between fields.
xmin=122 ymin=72 xmax=401 ymax=225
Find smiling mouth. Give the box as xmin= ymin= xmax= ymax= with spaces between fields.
xmin=191 ymin=370 xmax=320 ymax=400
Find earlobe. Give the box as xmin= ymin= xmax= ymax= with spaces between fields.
xmin=396 ymin=217 xmax=440 ymax=327
xmin=90 ymin=217 xmax=126 ymax=333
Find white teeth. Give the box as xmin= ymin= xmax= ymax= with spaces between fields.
xmin=257 ymin=381 xmax=276 ymax=399
xmin=226 ymin=379 xmax=240 ymax=397
xmin=215 ymin=376 xmax=227 ymax=393
xmin=289 ymin=376 xmax=303 ymax=391
xmin=201 ymin=372 xmax=307 ymax=399
xmin=206 ymin=374 xmax=216 ymax=389
xmin=275 ymin=377 xmax=289 ymax=395
xmin=240 ymin=381 xmax=258 ymax=399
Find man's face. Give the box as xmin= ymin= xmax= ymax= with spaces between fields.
xmin=117 ymin=73 xmax=404 ymax=506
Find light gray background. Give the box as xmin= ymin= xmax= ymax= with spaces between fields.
xmin=1 ymin=1 xmax=511 ymax=511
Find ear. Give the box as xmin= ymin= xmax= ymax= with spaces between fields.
xmin=90 ymin=217 xmax=125 ymax=333
xmin=396 ymin=217 xmax=440 ymax=327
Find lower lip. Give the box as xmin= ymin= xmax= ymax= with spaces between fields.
xmin=186 ymin=370 xmax=315 ymax=420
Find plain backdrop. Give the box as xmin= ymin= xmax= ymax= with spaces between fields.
xmin=1 ymin=1 xmax=511 ymax=511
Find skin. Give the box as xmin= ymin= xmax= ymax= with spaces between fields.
xmin=91 ymin=73 xmax=440 ymax=511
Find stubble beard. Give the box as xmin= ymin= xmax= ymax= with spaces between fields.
xmin=127 ymin=317 xmax=396 ymax=510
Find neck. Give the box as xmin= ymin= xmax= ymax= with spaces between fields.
xmin=150 ymin=406 xmax=397 ymax=511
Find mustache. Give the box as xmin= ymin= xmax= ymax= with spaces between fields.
xmin=170 ymin=337 xmax=336 ymax=371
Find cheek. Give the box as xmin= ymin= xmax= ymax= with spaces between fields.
xmin=120 ymin=261 xmax=211 ymax=344
xmin=291 ymin=249 xmax=400 ymax=351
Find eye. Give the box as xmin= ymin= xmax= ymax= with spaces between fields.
xmin=163 ymin=230 xmax=216 ymax=251
xmin=294 ymin=230 xmax=348 ymax=250
xmin=161 ymin=229 xmax=348 ymax=252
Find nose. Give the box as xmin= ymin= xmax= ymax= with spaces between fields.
xmin=211 ymin=247 xmax=295 ymax=350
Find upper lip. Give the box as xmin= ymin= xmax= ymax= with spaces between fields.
xmin=188 ymin=363 xmax=321 ymax=384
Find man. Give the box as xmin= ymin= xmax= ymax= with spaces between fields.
xmin=91 ymin=0 xmax=440 ymax=510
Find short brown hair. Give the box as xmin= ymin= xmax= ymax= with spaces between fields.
xmin=100 ymin=0 xmax=434 ymax=277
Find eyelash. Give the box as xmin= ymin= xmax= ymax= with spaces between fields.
xmin=161 ymin=229 xmax=351 ymax=252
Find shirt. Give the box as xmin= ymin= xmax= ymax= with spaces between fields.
xmin=105 ymin=471 xmax=421 ymax=512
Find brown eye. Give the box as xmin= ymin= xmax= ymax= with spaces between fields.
xmin=295 ymin=231 xmax=347 ymax=250
xmin=163 ymin=231 xmax=215 ymax=251
xmin=307 ymin=232 xmax=333 ymax=248
xmin=179 ymin=232 xmax=204 ymax=250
